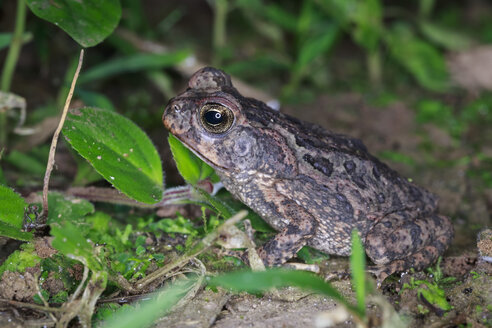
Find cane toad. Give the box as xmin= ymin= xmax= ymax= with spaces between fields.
xmin=163 ymin=67 xmax=454 ymax=280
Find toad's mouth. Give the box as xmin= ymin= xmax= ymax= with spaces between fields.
xmin=170 ymin=134 xmax=231 ymax=173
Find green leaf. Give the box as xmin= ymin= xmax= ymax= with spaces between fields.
xmin=71 ymin=154 xmax=104 ymax=186
xmin=386 ymin=24 xmax=449 ymax=92
xmin=0 ymin=185 xmax=32 ymax=241
xmin=25 ymin=0 xmax=121 ymax=48
xmin=419 ymin=21 xmax=474 ymax=51
xmin=168 ymin=134 xmax=217 ymax=185
xmin=350 ymin=230 xmax=366 ymax=317
xmin=315 ymin=0 xmax=354 ymax=26
xmin=415 ymin=99 xmax=463 ymax=138
xmin=0 ymin=32 xmax=32 ymax=51
xmin=76 ymin=90 xmax=116 ymax=111
xmin=208 ymin=269 xmax=361 ymax=316
xmin=45 ymin=192 xmax=94 ymax=224
xmin=195 ymin=188 xmax=235 ymax=219
xmin=51 ymin=221 xmax=102 ymax=271
xmin=101 ymin=277 xmax=198 ymax=328
xmin=352 ymin=0 xmax=382 ymax=52
xmin=0 ymin=221 xmax=33 ymax=241
xmin=63 ymin=107 xmax=163 ymax=204
xmin=0 ymin=33 xmax=12 ymax=50
xmin=154 ymin=216 xmax=196 ymax=235
xmin=5 ymin=150 xmax=47 ymax=176
xmin=378 ymin=150 xmax=416 ymax=166
xmin=296 ymin=25 xmax=338 ymax=72
xmin=0 ymin=185 xmax=27 ymax=229
xmin=296 ymin=246 xmax=330 ymax=265
xmin=78 ymin=51 xmax=189 ymax=84
xmin=264 ymin=4 xmax=298 ymax=32
xmin=316 ymin=0 xmax=381 ymax=51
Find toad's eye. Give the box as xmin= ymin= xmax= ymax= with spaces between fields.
xmin=200 ymin=103 xmax=234 ymax=133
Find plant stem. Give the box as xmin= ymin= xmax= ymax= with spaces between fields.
xmin=0 ymin=0 xmax=26 ymax=148
xmin=212 ymin=0 xmax=228 ymax=66
xmin=367 ymin=48 xmax=382 ymax=86
xmin=419 ymin=0 xmax=435 ymax=18
xmin=40 ymin=49 xmax=84 ymax=223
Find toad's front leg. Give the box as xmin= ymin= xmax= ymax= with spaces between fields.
xmin=365 ymin=209 xmax=453 ymax=281
xmin=254 ymin=202 xmax=317 ymax=266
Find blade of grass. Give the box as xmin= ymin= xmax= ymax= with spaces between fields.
xmin=0 ymin=0 xmax=27 ymax=147
xmin=101 ymin=277 xmax=199 ymax=328
xmin=208 ymin=269 xmax=363 ymax=317
xmin=350 ymin=229 xmax=366 ymax=317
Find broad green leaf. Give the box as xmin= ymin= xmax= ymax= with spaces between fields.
xmin=168 ymin=134 xmax=217 ymax=185
xmin=0 ymin=185 xmax=26 ymax=229
xmin=25 ymin=0 xmax=121 ymax=48
xmin=350 ymin=230 xmax=366 ymax=317
xmin=63 ymin=107 xmax=163 ymax=204
xmin=297 ymin=25 xmax=338 ymax=71
xmin=208 ymin=269 xmax=361 ymax=316
xmin=419 ymin=21 xmax=474 ymax=51
xmin=386 ymin=24 xmax=449 ymax=92
xmin=352 ymin=0 xmax=382 ymax=52
xmin=0 ymin=221 xmax=33 ymax=241
xmin=71 ymin=153 xmax=104 ymax=186
xmin=0 ymin=185 xmax=32 ymax=241
xmin=78 ymin=51 xmax=189 ymax=84
xmin=46 ymin=192 xmax=94 ymax=224
xmin=51 ymin=221 xmax=102 ymax=271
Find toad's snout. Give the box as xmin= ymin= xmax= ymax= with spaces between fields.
xmin=162 ymin=99 xmax=192 ymax=135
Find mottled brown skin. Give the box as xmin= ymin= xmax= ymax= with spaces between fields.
xmin=163 ymin=67 xmax=454 ymax=280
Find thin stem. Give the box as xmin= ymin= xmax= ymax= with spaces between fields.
xmin=367 ymin=48 xmax=382 ymax=86
xmin=0 ymin=0 xmax=26 ymax=147
xmin=212 ymin=0 xmax=228 ymax=66
xmin=40 ymin=50 xmax=85 ymax=223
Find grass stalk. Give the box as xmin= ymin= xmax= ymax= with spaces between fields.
xmin=212 ymin=0 xmax=228 ymax=66
xmin=367 ymin=48 xmax=382 ymax=86
xmin=0 ymin=0 xmax=27 ymax=147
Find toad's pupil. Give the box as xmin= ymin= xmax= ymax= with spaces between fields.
xmin=205 ymin=110 xmax=223 ymax=125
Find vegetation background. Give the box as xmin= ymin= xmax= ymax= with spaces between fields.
xmin=0 ymin=0 xmax=491 ymax=327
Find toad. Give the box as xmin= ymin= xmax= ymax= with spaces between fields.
xmin=163 ymin=67 xmax=454 ymax=281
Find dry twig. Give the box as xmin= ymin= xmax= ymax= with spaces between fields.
xmin=40 ymin=49 xmax=84 ymax=223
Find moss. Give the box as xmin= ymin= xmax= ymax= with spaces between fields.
xmin=0 ymin=242 xmax=41 ymax=278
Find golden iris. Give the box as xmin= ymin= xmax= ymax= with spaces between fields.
xmin=200 ymin=103 xmax=234 ymax=133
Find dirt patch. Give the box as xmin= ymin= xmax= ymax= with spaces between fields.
xmin=0 ymin=268 xmax=40 ymax=301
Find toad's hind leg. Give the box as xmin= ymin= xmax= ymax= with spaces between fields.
xmin=365 ymin=211 xmax=453 ymax=282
